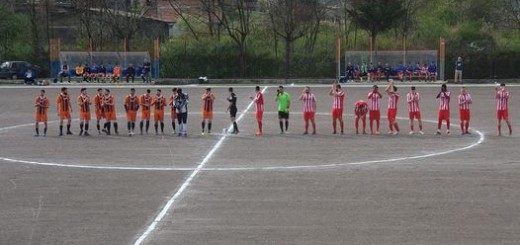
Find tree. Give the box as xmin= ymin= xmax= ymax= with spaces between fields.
xmin=305 ymin=0 xmax=329 ymax=52
xmin=0 ymin=0 xmax=16 ymax=11
xmin=101 ymin=0 xmax=144 ymax=51
xmin=348 ymin=0 xmax=405 ymax=62
xmin=496 ymin=0 xmax=520 ymax=29
xmin=0 ymin=8 xmax=25 ymax=60
xmin=200 ymin=0 xmax=221 ymax=38
xmin=334 ymin=0 xmax=352 ymax=47
xmin=168 ymin=0 xmax=200 ymax=40
xmin=26 ymin=0 xmax=46 ymax=64
xmin=458 ymin=0 xmax=495 ymax=24
xmin=72 ymin=0 xmax=109 ymax=51
xmin=212 ymin=0 xmax=255 ymax=76
xmin=398 ymin=0 xmax=421 ymax=65
xmin=266 ymin=0 xmax=318 ymax=77
xmin=73 ymin=0 xmax=147 ymax=51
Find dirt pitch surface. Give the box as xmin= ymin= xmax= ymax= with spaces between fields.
xmin=1 ymin=83 xmax=520 ymax=245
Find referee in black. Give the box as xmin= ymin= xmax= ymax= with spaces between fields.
xmin=227 ymin=87 xmax=239 ymax=134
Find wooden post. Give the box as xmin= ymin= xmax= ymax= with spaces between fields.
xmin=49 ymin=38 xmax=61 ymax=78
xmin=336 ymin=37 xmax=341 ymax=80
xmin=153 ymin=38 xmax=160 ymax=79
xmin=439 ymin=37 xmax=445 ymax=81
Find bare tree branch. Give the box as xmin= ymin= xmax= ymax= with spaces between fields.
xmin=101 ymin=0 xmax=142 ymax=42
xmin=168 ymin=0 xmax=200 ymax=40
xmin=503 ymin=0 xmax=520 ymax=29
xmin=212 ymin=0 xmax=254 ymax=76
xmin=266 ymin=0 xmax=317 ymax=77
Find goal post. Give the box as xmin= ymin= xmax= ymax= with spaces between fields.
xmin=439 ymin=37 xmax=446 ymax=81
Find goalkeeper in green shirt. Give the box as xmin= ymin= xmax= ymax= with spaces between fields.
xmin=275 ymin=85 xmax=291 ymax=134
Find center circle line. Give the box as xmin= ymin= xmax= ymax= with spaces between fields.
xmin=0 ymin=116 xmax=484 ymax=171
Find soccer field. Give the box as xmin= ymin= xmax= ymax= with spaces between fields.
xmin=1 ymin=83 xmax=519 ymax=245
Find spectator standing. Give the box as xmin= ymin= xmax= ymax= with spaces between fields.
xmin=142 ymin=59 xmax=151 ymax=83
xmin=454 ymin=57 xmax=463 ymax=83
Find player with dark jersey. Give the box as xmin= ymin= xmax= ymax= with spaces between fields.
xmin=227 ymin=87 xmax=239 ymax=134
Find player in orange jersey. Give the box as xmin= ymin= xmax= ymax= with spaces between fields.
xmin=169 ymin=88 xmax=178 ymax=134
xmin=56 ymin=87 xmax=73 ymax=136
xmin=201 ymin=87 xmax=215 ymax=135
xmin=34 ymin=89 xmax=49 ymax=136
xmin=354 ymin=100 xmax=368 ymax=134
xmin=77 ymin=88 xmax=92 ymax=136
xmin=101 ymin=89 xmax=118 ymax=135
xmin=152 ymin=89 xmax=167 ymax=135
xmin=75 ymin=64 xmax=84 ymax=81
xmin=139 ymin=89 xmax=152 ymax=134
xmin=93 ymin=88 xmax=104 ymax=134
xmin=112 ymin=64 xmax=121 ymax=83
xmin=124 ymin=88 xmax=140 ymax=136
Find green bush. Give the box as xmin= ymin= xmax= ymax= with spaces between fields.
xmin=3 ymin=1 xmax=520 ymax=79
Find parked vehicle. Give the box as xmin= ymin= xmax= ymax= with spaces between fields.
xmin=0 ymin=61 xmax=40 ymax=80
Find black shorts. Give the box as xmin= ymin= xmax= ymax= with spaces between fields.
xmin=278 ymin=111 xmax=289 ymax=119
xmin=230 ymin=107 xmax=237 ymax=118
xmin=177 ymin=112 xmax=188 ymax=124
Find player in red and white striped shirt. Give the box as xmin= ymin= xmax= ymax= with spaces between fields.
xmin=250 ymin=86 xmax=264 ymax=136
xmin=367 ymin=85 xmax=383 ymax=134
xmin=406 ymin=86 xmax=424 ymax=134
xmin=299 ymin=86 xmax=317 ymax=135
xmin=249 ymin=86 xmax=264 ymax=136
xmin=385 ymin=79 xmax=400 ymax=135
xmin=495 ymin=83 xmax=512 ymax=136
xmin=436 ymin=84 xmax=451 ymax=135
xmin=329 ymin=82 xmax=345 ymax=134
xmin=457 ymin=87 xmax=472 ymax=134
xmin=354 ymin=100 xmax=368 ymax=134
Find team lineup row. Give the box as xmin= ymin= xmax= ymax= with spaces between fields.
xmin=32 ymin=80 xmax=513 ymax=137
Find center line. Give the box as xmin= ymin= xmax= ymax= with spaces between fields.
xmin=132 ymin=86 xmax=268 ymax=245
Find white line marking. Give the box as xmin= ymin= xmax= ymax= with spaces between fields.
xmin=131 ymin=86 xmax=269 ymax=245
xmin=0 ymin=116 xmax=485 ymax=171
xmin=205 ymin=128 xmax=486 ymax=171
xmin=0 ymin=157 xmax=192 ymax=171
xmin=0 ymin=123 xmax=41 ymax=132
